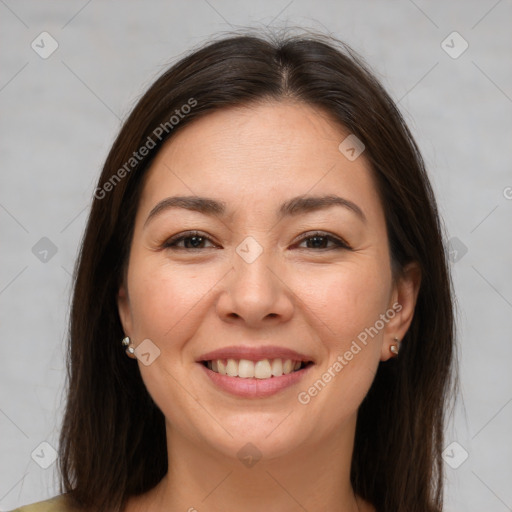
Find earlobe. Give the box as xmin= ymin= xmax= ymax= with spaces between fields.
xmin=381 ymin=262 xmax=422 ymax=360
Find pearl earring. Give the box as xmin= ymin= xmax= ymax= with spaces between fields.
xmin=390 ymin=337 xmax=400 ymax=356
xmin=122 ymin=336 xmax=135 ymax=357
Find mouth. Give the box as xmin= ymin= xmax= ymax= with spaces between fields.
xmin=196 ymin=346 xmax=315 ymax=398
xmin=200 ymin=358 xmax=313 ymax=378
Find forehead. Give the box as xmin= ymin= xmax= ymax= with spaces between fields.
xmin=138 ymin=100 xmax=383 ymax=221
xmin=156 ymin=100 xmax=347 ymax=169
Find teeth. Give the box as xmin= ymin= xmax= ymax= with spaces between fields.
xmin=271 ymin=358 xmax=283 ymax=376
xmin=226 ymin=359 xmax=238 ymax=377
xmin=238 ymin=359 xmax=255 ymax=378
xmin=217 ymin=359 xmax=227 ymax=375
xmin=207 ymin=358 xmax=305 ymax=378
xmin=283 ymin=359 xmax=294 ymax=374
xmin=254 ymin=359 xmax=272 ymax=379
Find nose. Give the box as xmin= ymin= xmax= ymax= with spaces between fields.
xmin=216 ymin=249 xmax=295 ymax=328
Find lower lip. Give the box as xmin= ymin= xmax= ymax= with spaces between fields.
xmin=199 ymin=363 xmax=313 ymax=398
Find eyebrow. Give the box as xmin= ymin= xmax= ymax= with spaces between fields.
xmin=144 ymin=194 xmax=366 ymax=228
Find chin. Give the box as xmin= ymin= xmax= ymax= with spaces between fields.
xmin=202 ymin=413 xmax=312 ymax=462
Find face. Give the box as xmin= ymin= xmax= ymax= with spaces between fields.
xmin=118 ymin=100 xmax=419 ymax=462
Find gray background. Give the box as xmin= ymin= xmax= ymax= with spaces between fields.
xmin=1 ymin=1 xmax=511 ymax=511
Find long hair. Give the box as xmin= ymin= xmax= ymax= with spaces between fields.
xmin=58 ymin=30 xmax=456 ymax=512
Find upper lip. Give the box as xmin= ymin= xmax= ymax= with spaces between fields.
xmin=198 ymin=345 xmax=314 ymax=363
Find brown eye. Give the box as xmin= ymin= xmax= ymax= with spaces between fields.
xmin=295 ymin=232 xmax=351 ymax=251
xmin=163 ymin=231 xmax=217 ymax=250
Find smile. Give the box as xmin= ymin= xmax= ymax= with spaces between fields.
xmin=197 ymin=345 xmax=315 ymax=398
xmin=202 ymin=358 xmax=311 ymax=378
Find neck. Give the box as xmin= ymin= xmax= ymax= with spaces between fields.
xmin=132 ymin=415 xmax=371 ymax=512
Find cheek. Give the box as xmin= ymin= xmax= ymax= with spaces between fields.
xmin=292 ymin=261 xmax=391 ymax=427
xmin=127 ymin=257 xmax=220 ymax=343
xmin=125 ymin=258 xmax=219 ymax=440
xmin=297 ymin=260 xmax=391 ymax=343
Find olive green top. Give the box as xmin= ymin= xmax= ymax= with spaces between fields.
xmin=7 ymin=495 xmax=73 ymax=512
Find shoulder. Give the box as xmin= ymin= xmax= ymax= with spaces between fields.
xmin=6 ymin=494 xmax=77 ymax=512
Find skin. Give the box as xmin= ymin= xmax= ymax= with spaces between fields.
xmin=118 ymin=100 xmax=421 ymax=512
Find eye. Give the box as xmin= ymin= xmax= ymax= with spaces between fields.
xmin=161 ymin=230 xmax=350 ymax=251
xmin=163 ymin=231 xmax=218 ymax=250
xmin=294 ymin=231 xmax=351 ymax=251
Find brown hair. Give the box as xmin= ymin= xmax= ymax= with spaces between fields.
xmin=58 ymin=30 xmax=456 ymax=512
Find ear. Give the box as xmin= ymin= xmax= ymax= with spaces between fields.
xmin=381 ymin=262 xmax=421 ymax=361
xmin=117 ymin=282 xmax=133 ymax=337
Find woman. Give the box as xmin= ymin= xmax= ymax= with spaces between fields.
xmin=11 ymin=31 xmax=455 ymax=512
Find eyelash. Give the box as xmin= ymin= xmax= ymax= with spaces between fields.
xmin=162 ymin=230 xmax=352 ymax=251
